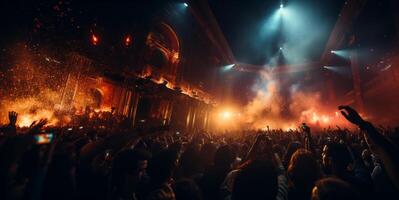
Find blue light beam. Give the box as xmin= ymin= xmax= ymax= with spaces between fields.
xmin=222 ymin=64 xmax=235 ymax=72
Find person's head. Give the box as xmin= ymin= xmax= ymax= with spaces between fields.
xmin=288 ymin=148 xmax=321 ymax=189
xmin=148 ymin=149 xmax=178 ymax=185
xmin=321 ymin=143 xmax=351 ymax=174
xmin=232 ymin=158 xmax=277 ymax=200
xmin=111 ymin=149 xmax=151 ymax=192
xmin=179 ymin=145 xmax=201 ymax=177
xmin=284 ymin=141 xmax=302 ymax=164
xmin=87 ymin=130 xmax=98 ymax=141
xmin=199 ymin=142 xmax=217 ymax=170
xmin=311 ymin=178 xmax=359 ymax=200
xmin=172 ymin=178 xmax=203 ymax=200
xmin=272 ymin=144 xmax=284 ymax=158
xmin=361 ymin=149 xmax=371 ymax=162
xmin=214 ymin=145 xmax=236 ymax=168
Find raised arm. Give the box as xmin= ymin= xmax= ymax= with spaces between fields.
xmin=1 ymin=111 xmax=18 ymax=135
xmin=302 ymin=123 xmax=316 ymax=155
xmin=338 ymin=105 xmax=399 ymax=189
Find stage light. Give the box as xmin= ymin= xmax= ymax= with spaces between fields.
xmin=221 ymin=111 xmax=232 ymax=120
xmin=124 ymin=35 xmax=132 ymax=46
xmin=91 ymin=34 xmax=99 ymax=45
xmin=183 ymin=2 xmax=188 ymax=7
xmin=330 ymin=49 xmax=351 ymax=59
xmin=222 ymin=64 xmax=235 ymax=72
xmin=278 ymin=3 xmax=285 ymax=15
xmin=323 ymin=65 xmax=350 ymax=76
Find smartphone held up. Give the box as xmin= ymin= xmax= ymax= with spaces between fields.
xmin=34 ymin=133 xmax=54 ymax=145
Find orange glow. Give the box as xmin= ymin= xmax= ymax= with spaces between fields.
xmin=124 ymin=35 xmax=132 ymax=46
xmin=91 ymin=34 xmax=99 ymax=45
xmin=137 ymin=70 xmax=213 ymax=104
xmin=213 ymin=107 xmax=242 ymax=130
xmin=172 ymin=52 xmax=179 ymax=62
xmin=217 ymin=108 xmax=239 ymax=121
xmin=94 ymin=106 xmax=111 ymax=113
xmin=220 ymin=111 xmax=232 ymax=120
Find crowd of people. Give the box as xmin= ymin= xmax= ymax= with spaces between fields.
xmin=1 ymin=105 xmax=399 ymax=200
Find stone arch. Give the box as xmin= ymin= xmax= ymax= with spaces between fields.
xmin=145 ymin=22 xmax=181 ymax=77
xmin=157 ymin=22 xmax=180 ymax=52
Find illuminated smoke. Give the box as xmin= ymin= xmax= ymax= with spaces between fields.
xmin=243 ymin=71 xmax=350 ymax=130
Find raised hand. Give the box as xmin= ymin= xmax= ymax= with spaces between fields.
xmin=29 ymin=119 xmax=48 ymax=134
xmin=338 ymin=105 xmax=365 ymax=126
xmin=8 ymin=111 xmax=18 ymax=126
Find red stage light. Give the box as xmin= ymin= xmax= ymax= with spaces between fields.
xmin=124 ymin=35 xmax=132 ymax=46
xmin=91 ymin=34 xmax=99 ymax=45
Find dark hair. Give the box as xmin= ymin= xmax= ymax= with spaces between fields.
xmin=324 ymin=143 xmax=351 ymax=170
xmin=284 ymin=141 xmax=302 ymax=167
xmin=232 ymin=158 xmax=277 ymax=200
xmin=148 ymin=149 xmax=178 ymax=185
xmin=312 ymin=178 xmax=359 ymax=200
xmin=288 ymin=148 xmax=322 ymax=199
xmin=214 ymin=145 xmax=236 ymax=167
xmin=179 ymin=145 xmax=201 ymax=177
xmin=173 ymin=178 xmax=203 ymax=200
xmin=112 ymin=149 xmax=151 ymax=175
xmin=199 ymin=142 xmax=217 ymax=170
xmin=288 ymin=148 xmax=321 ymax=187
xmin=111 ymin=149 xmax=151 ymax=189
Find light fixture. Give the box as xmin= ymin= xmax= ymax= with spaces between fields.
xmin=124 ymin=35 xmax=132 ymax=46
xmin=222 ymin=64 xmax=235 ymax=72
xmin=91 ymin=34 xmax=99 ymax=45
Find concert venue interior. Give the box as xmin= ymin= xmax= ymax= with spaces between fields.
xmin=1 ymin=0 xmax=399 ymax=200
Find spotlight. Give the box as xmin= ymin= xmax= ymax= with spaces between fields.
xmin=124 ymin=35 xmax=132 ymax=46
xmin=222 ymin=64 xmax=235 ymax=72
xmin=183 ymin=2 xmax=188 ymax=7
xmin=330 ymin=49 xmax=351 ymax=59
xmin=279 ymin=47 xmax=283 ymax=50
xmin=323 ymin=65 xmax=350 ymax=75
xmin=91 ymin=34 xmax=99 ymax=45
xmin=278 ymin=4 xmax=285 ymax=15
xmin=221 ymin=111 xmax=232 ymax=120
